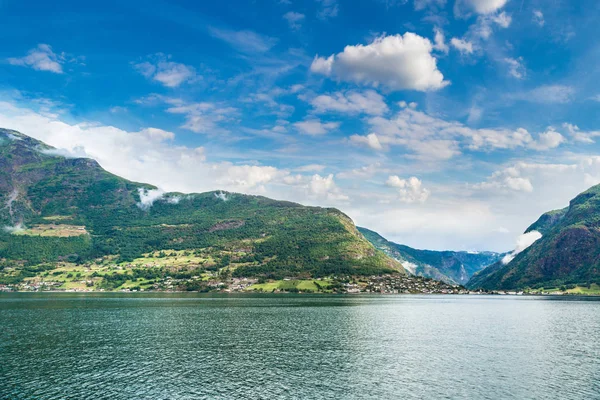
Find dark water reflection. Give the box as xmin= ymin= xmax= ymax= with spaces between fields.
xmin=1 ymin=293 xmax=599 ymax=399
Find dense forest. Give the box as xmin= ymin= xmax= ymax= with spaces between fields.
xmin=0 ymin=128 xmax=404 ymax=286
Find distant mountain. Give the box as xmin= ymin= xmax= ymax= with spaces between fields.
xmin=467 ymin=184 xmax=600 ymax=290
xmin=0 ymin=128 xmax=404 ymax=284
xmin=358 ymin=227 xmax=502 ymax=285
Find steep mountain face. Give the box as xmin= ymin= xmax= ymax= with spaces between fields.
xmin=358 ymin=227 xmax=502 ymax=285
xmin=0 ymin=128 xmax=404 ymax=279
xmin=467 ymin=185 xmax=600 ymax=290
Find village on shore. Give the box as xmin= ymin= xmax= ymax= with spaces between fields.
xmin=0 ymin=273 xmax=573 ymax=295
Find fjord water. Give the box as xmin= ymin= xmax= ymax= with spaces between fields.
xmin=1 ymin=294 xmax=599 ymax=399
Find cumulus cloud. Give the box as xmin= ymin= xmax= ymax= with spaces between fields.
xmin=528 ymin=128 xmax=565 ymax=150
xmin=458 ymin=0 xmax=508 ymax=15
xmin=564 ymin=123 xmax=600 ymax=144
xmin=309 ymin=90 xmax=389 ymax=116
xmin=0 ymin=100 xmax=288 ymax=196
xmin=294 ymin=119 xmax=340 ymax=135
xmin=502 ymin=231 xmax=542 ymax=264
xmin=310 ymin=33 xmax=449 ymax=92
xmin=349 ymin=133 xmax=384 ymax=151
xmin=450 ymin=38 xmax=474 ymax=55
xmin=361 ymin=107 xmax=565 ymax=160
xmin=386 ymin=175 xmax=430 ymax=203
xmin=283 ymin=11 xmax=305 ymax=30
xmin=473 ymin=162 xmax=580 ymax=194
xmin=137 ymin=188 xmax=165 ymax=210
xmin=133 ymin=54 xmax=197 ymax=88
xmin=432 ymin=28 xmax=449 ymax=54
xmin=8 ymin=44 xmax=65 ymax=74
xmin=308 ymin=174 xmax=349 ymax=201
xmin=217 ymin=165 xmax=284 ymax=190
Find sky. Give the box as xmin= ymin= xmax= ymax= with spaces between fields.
xmin=1 ymin=0 xmax=600 ymax=252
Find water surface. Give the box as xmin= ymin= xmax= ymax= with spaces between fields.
xmin=1 ymin=294 xmax=599 ymax=399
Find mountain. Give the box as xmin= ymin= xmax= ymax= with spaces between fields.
xmin=0 ymin=128 xmax=404 ymax=286
xmin=467 ymin=185 xmax=600 ymax=290
xmin=358 ymin=227 xmax=502 ymax=285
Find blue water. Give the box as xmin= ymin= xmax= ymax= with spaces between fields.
xmin=1 ymin=294 xmax=599 ymax=399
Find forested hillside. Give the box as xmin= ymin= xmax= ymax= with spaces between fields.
xmin=0 ymin=128 xmax=404 ymax=288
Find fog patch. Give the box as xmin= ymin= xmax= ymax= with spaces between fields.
xmin=137 ymin=188 xmax=165 ymax=210
xmin=215 ymin=191 xmax=230 ymax=201
xmin=6 ymin=133 xmax=22 ymax=141
xmin=166 ymin=195 xmax=182 ymax=205
xmin=502 ymin=230 xmax=542 ymax=264
xmin=403 ymin=261 xmax=417 ymax=275
xmin=41 ymin=146 xmax=88 ymax=159
xmin=3 ymin=223 xmax=25 ymax=233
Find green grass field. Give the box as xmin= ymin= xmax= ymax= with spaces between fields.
xmin=538 ymin=283 xmax=600 ymax=295
xmin=249 ymin=279 xmax=332 ymax=293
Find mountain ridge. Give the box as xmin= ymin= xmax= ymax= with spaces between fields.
xmin=467 ymin=184 xmax=600 ymax=290
xmin=0 ymin=128 xmax=405 ymax=288
xmin=358 ymin=227 xmax=502 ymax=285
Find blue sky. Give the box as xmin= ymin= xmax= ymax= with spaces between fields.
xmin=1 ymin=0 xmax=600 ymax=252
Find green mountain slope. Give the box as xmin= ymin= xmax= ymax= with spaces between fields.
xmin=0 ymin=128 xmax=404 ymax=285
xmin=358 ymin=227 xmax=502 ymax=285
xmin=467 ymin=185 xmax=600 ymax=290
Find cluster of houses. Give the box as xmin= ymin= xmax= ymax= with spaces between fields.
xmin=363 ymin=275 xmax=468 ymax=294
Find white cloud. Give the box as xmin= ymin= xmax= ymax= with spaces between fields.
xmin=564 ymin=123 xmax=600 ymax=144
xmin=362 ymin=107 xmax=566 ymax=160
xmin=133 ymin=54 xmax=197 ymax=88
xmin=295 ymin=164 xmax=326 ymax=172
xmin=433 ymin=28 xmax=449 ymax=54
xmin=510 ymin=85 xmax=575 ymax=104
xmin=310 ymin=33 xmax=449 ymax=92
xmin=450 ymin=38 xmax=474 ymax=55
xmin=474 ymin=168 xmax=534 ymax=193
xmin=504 ymin=57 xmax=525 ymax=79
xmin=8 ymin=44 xmax=65 ymax=74
xmin=532 ymin=10 xmax=545 ymax=27
xmin=415 ymin=0 xmax=447 ymax=11
xmin=473 ymin=162 xmax=579 ymax=194
xmin=491 ymin=11 xmax=512 ymax=28
xmin=214 ymin=191 xmax=230 ymax=201
xmin=528 ymin=128 xmax=565 ymax=150
xmin=283 ymin=11 xmax=305 ymax=30
xmin=164 ymin=100 xmax=237 ymax=134
xmin=308 ymin=174 xmax=348 ymax=201
xmin=309 ymin=90 xmax=389 ymax=116
xmin=386 ymin=175 xmax=430 ymax=203
xmin=460 ymin=0 xmax=508 ymax=15
xmin=0 ymin=100 xmax=288 ymax=196
xmin=502 ymin=231 xmax=542 ymax=264
xmin=137 ymin=188 xmax=165 ymax=210
xmin=349 ymin=133 xmax=384 ymax=151
xmin=3 ymin=223 xmax=25 ymax=234
xmin=217 ymin=165 xmax=284 ymax=189
xmin=294 ymin=119 xmax=340 ymax=135
xmin=209 ymin=27 xmax=278 ymax=53
xmin=337 ymin=163 xmax=381 ymax=179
